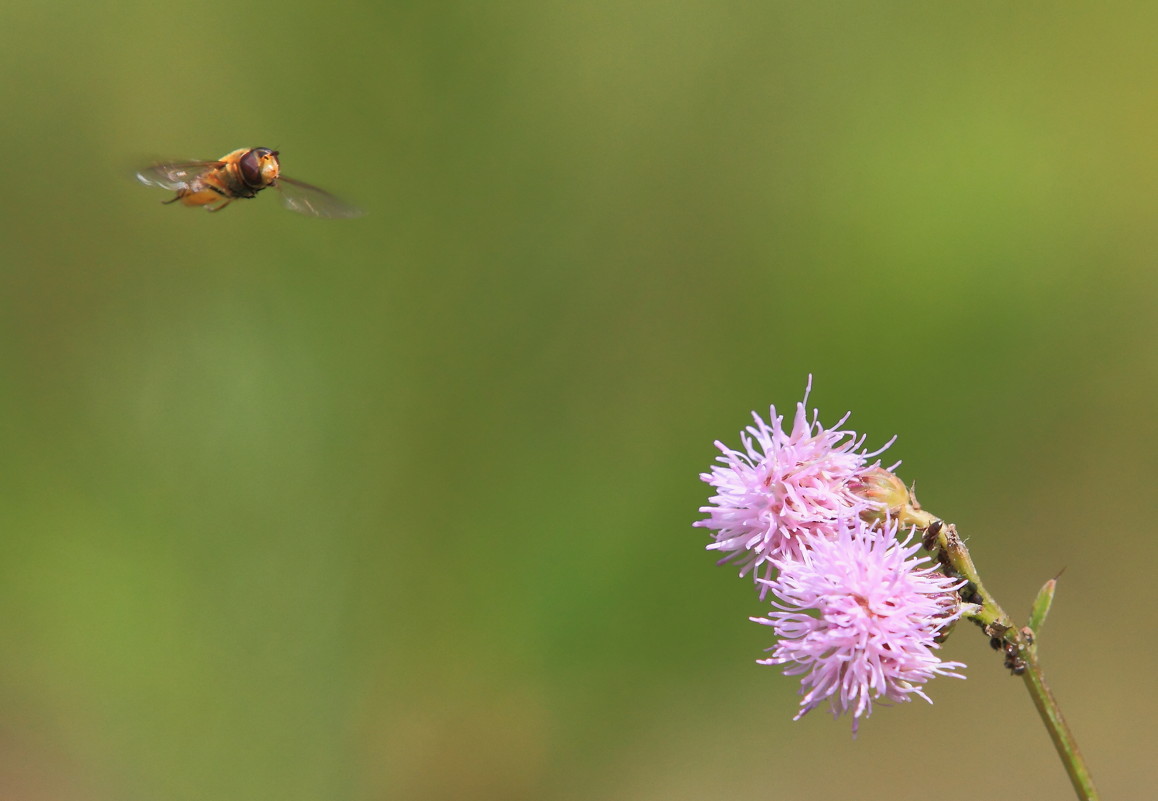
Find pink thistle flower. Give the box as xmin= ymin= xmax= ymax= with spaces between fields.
xmin=753 ymin=518 xmax=966 ymax=734
xmin=694 ymin=378 xmax=894 ymax=586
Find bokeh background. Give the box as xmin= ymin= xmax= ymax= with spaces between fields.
xmin=2 ymin=2 xmax=1155 ymax=799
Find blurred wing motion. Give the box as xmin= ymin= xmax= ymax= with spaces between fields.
xmin=135 ymin=161 xmax=221 ymax=191
xmin=275 ymin=176 xmax=364 ymax=219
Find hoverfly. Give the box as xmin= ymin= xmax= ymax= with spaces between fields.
xmin=136 ymin=147 xmax=362 ymax=218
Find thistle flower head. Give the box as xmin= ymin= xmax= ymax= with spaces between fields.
xmin=753 ymin=518 xmax=965 ymax=733
xmin=694 ymin=378 xmax=894 ymax=585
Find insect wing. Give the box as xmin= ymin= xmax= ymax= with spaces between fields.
xmin=275 ymin=176 xmax=364 ymax=218
xmin=136 ymin=160 xmax=223 ymax=191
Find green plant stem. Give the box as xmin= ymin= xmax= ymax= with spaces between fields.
xmin=1020 ymin=645 xmax=1099 ymax=800
xmin=902 ymin=509 xmax=1100 ymax=800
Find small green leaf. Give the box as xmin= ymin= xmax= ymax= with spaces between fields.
xmin=1028 ymin=575 xmax=1059 ymax=635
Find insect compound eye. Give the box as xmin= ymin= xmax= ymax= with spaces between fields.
xmin=237 ymin=149 xmax=266 ymax=188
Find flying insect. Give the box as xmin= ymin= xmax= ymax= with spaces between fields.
xmin=136 ymin=147 xmax=362 ymax=218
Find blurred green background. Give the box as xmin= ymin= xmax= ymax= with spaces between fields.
xmin=2 ymin=2 xmax=1156 ymax=799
